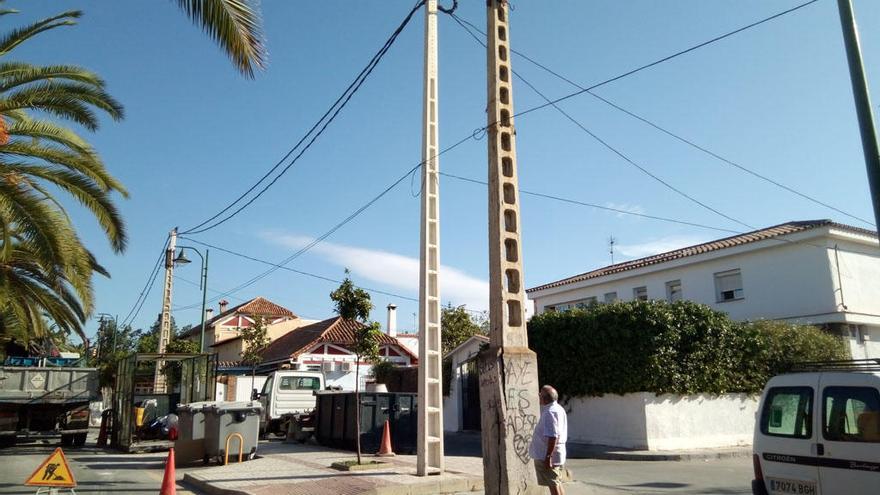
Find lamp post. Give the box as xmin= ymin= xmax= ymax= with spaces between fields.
xmin=173 ymin=247 xmax=209 ymax=352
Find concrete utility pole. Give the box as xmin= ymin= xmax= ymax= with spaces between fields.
xmin=153 ymin=228 xmax=177 ymax=393
xmin=837 ymin=0 xmax=880 ymax=238
xmin=417 ymin=0 xmax=444 ymax=476
xmin=479 ymin=1 xmax=541 ymax=494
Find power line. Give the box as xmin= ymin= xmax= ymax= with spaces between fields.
xmin=180 ymin=0 xmax=426 ymax=235
xmin=450 ymin=14 xmax=874 ymax=228
xmin=440 ymin=171 xmax=741 ymax=235
xmin=181 ymin=239 xmax=419 ymax=302
xmin=450 ymin=13 xmax=755 ymax=231
xmin=173 ymin=135 xmax=475 ymax=311
xmin=175 ymin=238 xmax=492 ymax=316
xmin=503 ymin=0 xmax=822 ymax=122
xmin=120 ymin=236 xmax=169 ymax=328
xmin=166 ymin=1 xmax=822 ymax=310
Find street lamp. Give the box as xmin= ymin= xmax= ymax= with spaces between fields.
xmin=173 ymin=246 xmax=209 ymax=352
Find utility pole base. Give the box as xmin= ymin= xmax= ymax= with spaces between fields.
xmin=478 ymin=346 xmax=542 ymax=495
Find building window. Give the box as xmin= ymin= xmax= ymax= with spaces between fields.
xmin=665 ymin=280 xmax=682 ymax=302
xmin=603 ymin=292 xmax=618 ymax=304
xmin=575 ymin=297 xmax=597 ymax=309
xmin=633 ymin=286 xmax=648 ymax=301
xmin=714 ymin=269 xmax=744 ymax=302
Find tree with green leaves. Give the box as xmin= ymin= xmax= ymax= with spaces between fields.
xmin=330 ymin=270 xmax=380 ymax=465
xmin=441 ymin=304 xmax=485 ymax=356
xmin=239 ymin=315 xmax=270 ymax=399
xmin=0 ymin=5 xmax=127 ymax=343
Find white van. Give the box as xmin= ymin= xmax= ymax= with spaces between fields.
xmin=256 ymin=370 xmax=324 ymax=436
xmin=752 ymin=360 xmax=880 ymax=495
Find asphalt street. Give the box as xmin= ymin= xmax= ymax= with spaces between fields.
xmin=0 ymin=433 xmax=753 ymax=495
xmin=0 ymin=439 xmax=202 ymax=495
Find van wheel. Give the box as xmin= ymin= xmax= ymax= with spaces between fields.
xmin=0 ymin=437 xmax=15 ymax=448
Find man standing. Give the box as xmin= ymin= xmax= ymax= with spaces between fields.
xmin=529 ymin=385 xmax=568 ymax=495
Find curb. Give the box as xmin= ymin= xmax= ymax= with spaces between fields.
xmin=182 ymin=473 xmax=252 ymax=495
xmin=183 ymin=472 xmax=485 ymax=495
xmin=568 ymin=448 xmax=751 ymax=462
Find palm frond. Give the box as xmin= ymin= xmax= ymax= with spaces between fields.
xmin=173 ymin=0 xmax=266 ymax=78
xmin=0 ymin=63 xmax=106 ymax=92
xmin=0 ymin=11 xmax=82 ymax=57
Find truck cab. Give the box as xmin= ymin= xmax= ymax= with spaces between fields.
xmin=752 ymin=360 xmax=880 ymax=495
xmin=256 ymin=370 xmax=323 ymax=436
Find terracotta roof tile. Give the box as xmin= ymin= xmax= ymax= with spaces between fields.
xmin=185 ymin=296 xmax=296 ymax=337
xmin=527 ymin=220 xmax=877 ymax=293
xmin=259 ymin=316 xmax=418 ymax=364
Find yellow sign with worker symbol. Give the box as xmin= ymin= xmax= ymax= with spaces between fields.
xmin=24 ymin=447 xmax=76 ymax=487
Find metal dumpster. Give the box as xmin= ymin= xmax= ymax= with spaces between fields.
xmin=204 ymin=401 xmax=262 ymax=464
xmin=175 ymin=401 xmax=214 ymax=464
xmin=315 ymin=391 xmax=417 ymax=454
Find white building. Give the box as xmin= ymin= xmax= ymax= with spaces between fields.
xmin=527 ymin=220 xmax=880 ymax=359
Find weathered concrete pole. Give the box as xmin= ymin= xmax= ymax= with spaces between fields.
xmin=417 ymin=0 xmax=445 ymax=476
xmin=479 ymin=1 xmax=541 ymax=494
xmin=153 ymin=228 xmax=177 ymax=394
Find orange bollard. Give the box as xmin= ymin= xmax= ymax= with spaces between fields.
xmin=160 ymin=447 xmax=176 ymax=495
xmin=376 ymin=420 xmax=396 ymax=457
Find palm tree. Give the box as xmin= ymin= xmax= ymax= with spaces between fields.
xmin=0 ymin=223 xmax=103 ymax=343
xmin=0 ymin=1 xmax=266 ymax=343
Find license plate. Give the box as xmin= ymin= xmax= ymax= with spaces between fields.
xmin=767 ymin=477 xmax=817 ymax=495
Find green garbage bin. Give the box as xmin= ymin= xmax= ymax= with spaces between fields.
xmin=204 ymin=401 xmax=262 ymax=464
xmin=175 ymin=401 xmax=215 ymax=464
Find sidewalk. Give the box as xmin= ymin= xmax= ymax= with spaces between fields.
xmin=183 ymin=442 xmax=485 ymax=495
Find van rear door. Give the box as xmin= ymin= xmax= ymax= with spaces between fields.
xmin=756 ymin=374 xmax=820 ymax=495
xmin=816 ymin=373 xmax=880 ymax=495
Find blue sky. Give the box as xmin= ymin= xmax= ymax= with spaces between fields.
xmin=11 ymin=0 xmax=879 ymax=338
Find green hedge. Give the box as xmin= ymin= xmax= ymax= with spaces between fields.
xmin=527 ymin=300 xmax=848 ymax=397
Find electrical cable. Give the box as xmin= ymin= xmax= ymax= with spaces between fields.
xmin=180 ymin=0 xmax=426 ymax=235
xmin=450 ymin=13 xmax=756 ymax=231
xmin=120 ymin=236 xmax=169 ymax=328
xmin=439 ymin=171 xmax=741 ymax=235
xmin=503 ymin=0 xmax=821 ymax=121
xmin=449 ymin=11 xmax=874 ymax=228
xmin=173 ymin=134 xmax=474 ymax=310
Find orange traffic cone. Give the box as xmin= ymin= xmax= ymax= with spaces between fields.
xmin=160 ymin=448 xmax=176 ymax=495
xmin=376 ymin=420 xmax=396 ymax=457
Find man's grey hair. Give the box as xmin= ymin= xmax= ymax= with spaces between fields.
xmin=540 ymin=385 xmax=558 ymax=402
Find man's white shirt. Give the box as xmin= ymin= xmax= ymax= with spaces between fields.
xmin=528 ymin=400 xmax=567 ymax=465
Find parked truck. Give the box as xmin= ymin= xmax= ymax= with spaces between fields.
xmin=0 ymin=356 xmax=99 ymax=447
xmin=254 ymin=370 xmax=324 ymax=437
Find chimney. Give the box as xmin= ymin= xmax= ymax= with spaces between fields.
xmin=386 ymin=304 xmax=397 ymax=337
xmin=205 ymin=308 xmax=214 ymax=320
xmin=219 ymin=299 xmax=229 ymax=313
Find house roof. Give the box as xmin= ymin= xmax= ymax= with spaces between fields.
xmin=260 ymin=316 xmax=419 ymax=364
xmin=445 ymin=334 xmax=489 ymax=360
xmin=185 ymin=296 xmax=297 ymax=337
xmin=527 ymin=220 xmax=877 ymax=293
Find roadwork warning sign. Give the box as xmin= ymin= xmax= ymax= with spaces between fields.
xmin=24 ymin=447 xmax=76 ymax=487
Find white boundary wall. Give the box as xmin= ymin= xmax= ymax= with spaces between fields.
xmin=567 ymin=393 xmax=759 ymax=450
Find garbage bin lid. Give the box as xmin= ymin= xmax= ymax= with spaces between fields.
xmin=209 ymin=400 xmax=263 ymax=414
xmin=176 ymin=401 xmax=217 ymax=412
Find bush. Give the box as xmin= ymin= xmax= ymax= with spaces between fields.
xmin=527 ymin=300 xmax=848 ymax=397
